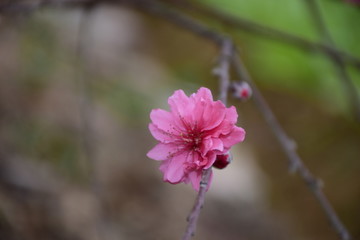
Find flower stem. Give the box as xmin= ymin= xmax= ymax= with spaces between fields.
xmin=182 ymin=168 xmax=212 ymax=240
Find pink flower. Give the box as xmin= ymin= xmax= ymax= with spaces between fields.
xmin=147 ymin=87 xmax=245 ymax=191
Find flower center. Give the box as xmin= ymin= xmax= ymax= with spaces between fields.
xmin=181 ymin=131 xmax=202 ymax=151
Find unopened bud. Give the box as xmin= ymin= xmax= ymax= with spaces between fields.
xmin=213 ymin=153 xmax=232 ymax=169
xmin=232 ymin=81 xmax=252 ymax=101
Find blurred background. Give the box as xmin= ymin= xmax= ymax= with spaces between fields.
xmin=0 ymin=0 xmax=359 ymax=239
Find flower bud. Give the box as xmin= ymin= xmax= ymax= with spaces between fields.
xmin=232 ymin=81 xmax=252 ymax=101
xmin=213 ymin=153 xmax=232 ymax=169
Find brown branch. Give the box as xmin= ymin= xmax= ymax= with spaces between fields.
xmin=231 ymin=53 xmax=352 ymax=240
xmin=303 ymin=0 xmax=360 ymax=121
xmin=165 ymin=0 xmax=360 ymax=70
xmin=181 ymin=168 xmax=211 ymax=240
xmin=3 ymin=0 xmax=360 ymax=69
xmin=2 ymin=0 xmax=360 ymax=69
xmin=182 ymin=38 xmax=233 ymax=240
xmin=214 ymin=38 xmax=234 ymax=104
xmin=0 ymin=0 xmax=90 ymax=12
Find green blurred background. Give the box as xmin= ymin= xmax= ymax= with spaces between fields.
xmin=0 ymin=0 xmax=359 ymax=239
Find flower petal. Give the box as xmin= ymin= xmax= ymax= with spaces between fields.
xmin=207 ymin=106 xmax=238 ymax=137
xmin=193 ymin=100 xmax=226 ymax=132
xmin=150 ymin=109 xmax=176 ymax=132
xmin=190 ymin=88 xmax=225 ymax=131
xmin=149 ymin=124 xmax=175 ymax=143
xmin=200 ymin=137 xmax=213 ymax=157
xmin=199 ymin=137 xmax=223 ymax=157
xmin=202 ymin=101 xmax=226 ymax=131
xmin=221 ymin=126 xmax=246 ymax=148
xmin=168 ymin=90 xmax=195 ymax=126
xmin=161 ymin=151 xmax=188 ymax=183
xmin=147 ymin=143 xmax=179 ymax=161
xmin=168 ymin=89 xmax=191 ymax=116
xmin=211 ymin=138 xmax=224 ymax=152
xmin=191 ymin=87 xmax=213 ymax=102
xmin=204 ymin=151 xmax=217 ymax=169
xmin=224 ymin=106 xmax=238 ymax=125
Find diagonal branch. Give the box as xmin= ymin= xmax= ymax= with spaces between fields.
xmin=2 ymin=0 xmax=360 ymax=69
xmin=231 ymin=53 xmax=352 ymax=240
xmin=303 ymin=0 xmax=360 ymax=120
xmin=165 ymin=0 xmax=360 ymax=70
xmin=3 ymin=0 xmax=360 ymax=69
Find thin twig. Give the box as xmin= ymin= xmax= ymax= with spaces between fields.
xmin=0 ymin=0 xmax=90 ymax=12
xmin=127 ymin=0 xmax=223 ymax=44
xmin=166 ymin=0 xmax=360 ymax=70
xmin=182 ymin=38 xmax=233 ymax=240
xmin=3 ymin=0 xmax=360 ymax=70
xmin=214 ymin=38 xmax=234 ymax=104
xmin=232 ymin=53 xmax=352 ymax=240
xmin=303 ymin=0 xmax=360 ymax=121
xmin=181 ymin=168 xmax=211 ymax=240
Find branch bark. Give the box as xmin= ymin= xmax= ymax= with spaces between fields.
xmin=182 ymin=38 xmax=233 ymax=240
xmin=167 ymin=0 xmax=360 ymax=70
xmin=304 ymin=0 xmax=360 ymax=121
xmin=231 ymin=53 xmax=352 ymax=240
xmin=181 ymin=168 xmax=211 ymax=240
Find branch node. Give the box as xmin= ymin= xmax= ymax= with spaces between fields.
xmin=317 ymin=179 xmax=324 ymax=188
xmin=288 ymin=162 xmax=300 ymax=174
xmin=287 ymin=139 xmax=297 ymax=151
xmin=212 ymin=67 xmax=221 ymax=76
xmin=199 ymin=181 xmax=207 ymax=188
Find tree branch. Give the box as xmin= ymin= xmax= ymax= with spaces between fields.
xmin=231 ymin=53 xmax=352 ymax=240
xmin=182 ymin=38 xmax=233 ymax=240
xmin=181 ymin=168 xmax=211 ymax=240
xmin=166 ymin=0 xmax=360 ymax=70
xmin=303 ymin=0 xmax=360 ymax=120
xmin=214 ymin=38 xmax=234 ymax=104
xmin=181 ymin=36 xmax=234 ymax=240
